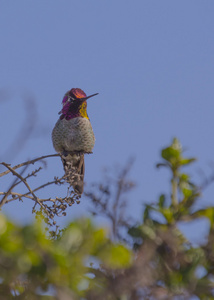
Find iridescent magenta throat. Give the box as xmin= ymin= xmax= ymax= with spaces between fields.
xmin=60 ymin=101 xmax=83 ymax=120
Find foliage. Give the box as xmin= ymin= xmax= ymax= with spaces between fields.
xmin=1 ymin=138 xmax=214 ymax=299
xmin=0 ymin=216 xmax=131 ymax=299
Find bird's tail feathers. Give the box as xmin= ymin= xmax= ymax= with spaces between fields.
xmin=61 ymin=153 xmax=85 ymax=195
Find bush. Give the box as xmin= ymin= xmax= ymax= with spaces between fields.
xmin=1 ymin=138 xmax=214 ymax=299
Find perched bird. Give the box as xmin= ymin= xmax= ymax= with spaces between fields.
xmin=52 ymin=88 xmax=98 ymax=195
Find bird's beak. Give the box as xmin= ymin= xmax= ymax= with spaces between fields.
xmin=80 ymin=93 xmax=99 ymax=101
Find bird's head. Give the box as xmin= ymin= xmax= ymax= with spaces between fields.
xmin=59 ymin=88 xmax=98 ymax=120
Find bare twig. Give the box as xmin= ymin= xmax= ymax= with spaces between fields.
xmin=86 ymin=158 xmax=135 ymax=241
xmin=0 ymin=154 xmax=60 ymax=178
xmin=1 ymin=163 xmax=51 ymax=217
xmin=2 ymin=163 xmax=38 ymax=200
xmin=9 ymin=167 xmax=43 ymax=190
xmin=0 ymin=154 xmax=81 ymax=225
xmin=1 ymin=177 xmax=64 ymax=203
xmin=0 ymin=165 xmax=28 ymax=208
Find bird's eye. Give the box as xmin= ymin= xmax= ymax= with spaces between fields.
xmin=69 ymin=97 xmax=75 ymax=102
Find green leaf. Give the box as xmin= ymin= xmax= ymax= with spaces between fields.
xmin=100 ymin=244 xmax=132 ymax=268
xmin=182 ymin=187 xmax=193 ymax=198
xmin=179 ymin=173 xmax=190 ymax=181
xmin=192 ymin=208 xmax=214 ymax=225
xmin=161 ymin=147 xmax=181 ymax=162
xmin=158 ymin=194 xmax=166 ymax=208
xmin=128 ymin=226 xmax=143 ymax=238
xmin=180 ymin=158 xmax=196 ymax=166
xmin=139 ymin=224 xmax=156 ymax=240
xmin=160 ymin=207 xmax=174 ymax=223
xmin=143 ymin=205 xmax=150 ymax=221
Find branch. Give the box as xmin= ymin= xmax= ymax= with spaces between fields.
xmin=1 ymin=162 xmax=51 ymax=217
xmin=0 ymin=154 xmax=60 ymax=178
xmin=0 ymin=165 xmax=28 ymax=209
xmin=1 ymin=177 xmax=64 ymax=203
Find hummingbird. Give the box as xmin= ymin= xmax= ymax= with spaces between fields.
xmin=52 ymin=88 xmax=98 ymax=195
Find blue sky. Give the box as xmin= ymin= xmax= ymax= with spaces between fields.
xmin=0 ymin=1 xmax=214 ymax=243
